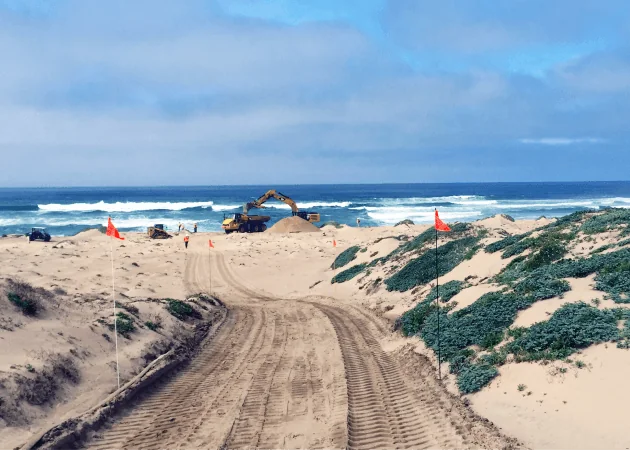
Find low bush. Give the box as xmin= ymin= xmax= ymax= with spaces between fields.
xmin=394 ymin=219 xmax=415 ymax=226
xmin=109 ymin=312 xmax=135 ymax=336
xmin=580 ymin=208 xmax=630 ymax=234
xmin=17 ymin=354 xmax=79 ymax=406
xmin=115 ymin=301 xmax=139 ymax=316
xmin=421 ymin=291 xmax=534 ymax=361
xmin=507 ymin=302 xmax=619 ymax=361
xmin=145 ymin=321 xmax=162 ymax=331
xmin=448 ymin=349 xmax=475 ymax=375
xmin=485 ymin=233 xmax=531 ymax=254
xmin=166 ymin=299 xmax=201 ymax=320
xmin=332 ymin=246 xmax=361 ymax=269
xmin=398 ymin=299 xmax=437 ymax=336
xmin=385 ymin=236 xmax=480 ymax=292
xmin=331 ymin=263 xmax=367 ymax=284
xmin=594 ymin=271 xmax=630 ymax=303
xmin=4 ymin=279 xmax=51 ymax=316
xmin=513 ymin=274 xmax=570 ymax=300
xmin=8 ymin=292 xmax=39 ymax=316
xmin=457 ymin=363 xmax=498 ymax=394
xmin=425 ymin=280 xmax=464 ymax=303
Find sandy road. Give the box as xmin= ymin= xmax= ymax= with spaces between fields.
xmin=82 ymin=247 xmax=502 ymax=450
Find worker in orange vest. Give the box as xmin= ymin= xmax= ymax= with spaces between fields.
xmin=184 ymin=235 xmax=190 ymax=249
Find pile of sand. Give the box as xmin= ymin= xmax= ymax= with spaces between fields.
xmin=267 ymin=216 xmax=321 ymax=233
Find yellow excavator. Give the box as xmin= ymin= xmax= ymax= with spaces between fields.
xmin=221 ymin=189 xmax=320 ymax=233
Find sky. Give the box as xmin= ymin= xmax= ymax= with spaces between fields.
xmin=1 ymin=0 xmax=629 ymax=186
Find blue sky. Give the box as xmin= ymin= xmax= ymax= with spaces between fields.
xmin=1 ymin=0 xmax=629 ymax=186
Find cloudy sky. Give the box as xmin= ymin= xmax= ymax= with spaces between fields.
xmin=1 ymin=0 xmax=629 ymax=186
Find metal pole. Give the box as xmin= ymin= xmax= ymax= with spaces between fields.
xmin=435 ymin=225 xmax=441 ymax=381
xmin=110 ymin=239 xmax=120 ymax=389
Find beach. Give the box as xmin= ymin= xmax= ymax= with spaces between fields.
xmin=2 ymin=211 xmax=630 ymax=449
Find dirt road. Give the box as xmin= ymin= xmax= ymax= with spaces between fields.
xmin=82 ymin=248 xmax=514 ymax=450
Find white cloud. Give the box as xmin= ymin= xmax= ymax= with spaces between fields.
xmin=519 ymin=138 xmax=606 ymax=145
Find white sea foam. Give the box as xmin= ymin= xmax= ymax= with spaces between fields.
xmin=248 ymin=201 xmax=351 ymax=210
xmin=38 ymin=201 xmax=215 ymax=213
xmin=364 ymin=207 xmax=483 ymax=225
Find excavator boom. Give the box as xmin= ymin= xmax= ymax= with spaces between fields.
xmin=243 ymin=189 xmax=320 ymax=223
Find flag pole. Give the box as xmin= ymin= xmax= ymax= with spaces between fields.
xmin=110 ymin=237 xmax=121 ymax=390
xmin=435 ymin=209 xmax=442 ymax=381
xmin=208 ymin=240 xmax=212 ymax=297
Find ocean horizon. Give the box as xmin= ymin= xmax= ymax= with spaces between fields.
xmin=2 ymin=181 xmax=630 ymax=236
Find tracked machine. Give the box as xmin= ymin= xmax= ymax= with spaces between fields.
xmin=221 ymin=189 xmax=320 ymax=234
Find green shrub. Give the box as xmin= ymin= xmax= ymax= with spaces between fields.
xmin=7 ymin=292 xmax=39 ymax=316
xmin=331 ymin=263 xmax=367 ymax=284
xmin=480 ymin=332 xmax=504 ymax=350
xmin=166 ymin=299 xmax=200 ymax=320
xmin=507 ymin=326 xmax=526 ymax=340
xmin=517 ymin=384 xmax=526 ymax=392
xmin=109 ymin=312 xmax=135 ymax=336
xmin=507 ymin=302 xmax=619 ymax=361
xmin=513 ymin=274 xmax=570 ymax=300
xmin=485 ymin=233 xmax=531 ymax=254
xmin=479 ymin=349 xmax=507 ymax=366
xmin=394 ymin=219 xmax=415 ymax=226
xmin=595 ymin=271 xmax=630 ymax=303
xmin=581 ymin=208 xmax=630 ymax=234
xmin=457 ymin=363 xmax=498 ymax=394
xmin=425 ymin=280 xmax=464 ymax=303
xmin=385 ymin=236 xmax=480 ymax=292
xmin=523 ymin=240 xmax=568 ymax=270
xmin=421 ymin=291 xmax=534 ymax=361
xmin=448 ymin=348 xmax=475 ymax=375
xmin=115 ymin=301 xmax=139 ymax=315
xmin=145 ymin=321 xmax=161 ymax=331
xmin=398 ymin=300 xmax=437 ymax=336
xmin=332 ymin=246 xmax=361 ymax=269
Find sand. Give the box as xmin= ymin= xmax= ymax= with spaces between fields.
xmin=267 ymin=215 xmax=321 ymax=233
xmin=2 ymin=215 xmax=628 ymax=449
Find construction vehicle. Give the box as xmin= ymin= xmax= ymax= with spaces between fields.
xmin=221 ymin=213 xmax=270 ymax=234
xmin=147 ymin=224 xmax=171 ymax=239
xmin=27 ymin=227 xmax=51 ymax=242
xmin=243 ymin=190 xmax=320 ymax=223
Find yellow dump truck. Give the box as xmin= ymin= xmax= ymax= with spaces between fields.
xmin=221 ymin=213 xmax=271 ymax=234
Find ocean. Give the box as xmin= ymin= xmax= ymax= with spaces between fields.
xmin=1 ymin=182 xmax=630 ymax=236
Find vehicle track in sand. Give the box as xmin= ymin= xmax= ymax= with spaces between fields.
xmin=212 ymin=252 xmax=470 ymax=450
xmin=83 ymin=251 xmax=346 ymax=450
xmin=81 ymin=246 xmax=510 ymax=450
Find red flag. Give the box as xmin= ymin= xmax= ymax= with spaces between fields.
xmin=106 ymin=217 xmax=125 ymax=240
xmin=435 ymin=210 xmax=451 ymax=232
xmin=333 ymin=239 xmax=337 ymax=247
xmin=208 ymin=239 xmax=214 ymax=248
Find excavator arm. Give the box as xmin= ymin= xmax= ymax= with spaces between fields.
xmin=243 ymin=190 xmax=299 ymax=214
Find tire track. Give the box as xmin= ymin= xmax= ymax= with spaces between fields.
xmin=85 ymin=307 xmax=247 ymax=450
xmin=315 ymin=304 xmax=465 ymax=450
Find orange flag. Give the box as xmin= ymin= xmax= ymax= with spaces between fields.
xmin=333 ymin=239 xmax=337 ymax=247
xmin=435 ymin=210 xmax=451 ymax=232
xmin=209 ymin=239 xmax=214 ymax=248
xmin=106 ymin=217 xmax=125 ymax=240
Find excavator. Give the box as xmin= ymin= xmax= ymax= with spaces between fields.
xmin=221 ymin=189 xmax=320 ymax=233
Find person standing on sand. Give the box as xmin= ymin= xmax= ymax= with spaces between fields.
xmin=184 ymin=235 xmax=189 ymax=249
xmin=357 ymin=218 xmax=361 ymax=227
xmin=194 ymin=223 xmax=198 ymax=233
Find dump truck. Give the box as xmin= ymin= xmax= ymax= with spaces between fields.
xmin=147 ymin=224 xmax=171 ymax=239
xmin=221 ymin=213 xmax=270 ymax=234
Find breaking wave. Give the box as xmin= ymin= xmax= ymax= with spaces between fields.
xmin=38 ymin=201 xmax=215 ymax=213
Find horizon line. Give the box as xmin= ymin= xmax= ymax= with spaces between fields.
xmin=2 ymin=180 xmax=630 ymax=189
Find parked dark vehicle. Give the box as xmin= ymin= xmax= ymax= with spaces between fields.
xmin=28 ymin=227 xmax=51 ymax=242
